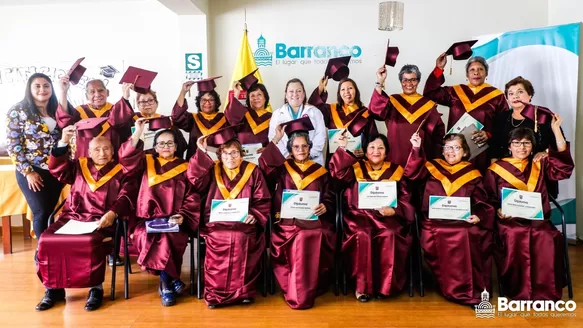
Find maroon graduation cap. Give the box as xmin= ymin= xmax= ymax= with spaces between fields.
xmin=148 ymin=116 xmax=172 ymax=130
xmin=239 ymin=69 xmax=259 ymax=91
xmin=445 ymin=40 xmax=478 ymax=60
xmin=385 ymin=40 xmax=400 ymax=67
xmin=283 ymin=116 xmax=314 ymax=136
xmin=67 ymin=57 xmax=87 ymax=85
xmin=324 ymin=56 xmax=351 ymax=82
xmin=119 ymin=66 xmax=158 ymax=94
xmin=75 ymin=117 xmax=108 ymax=138
xmin=346 ymin=108 xmax=370 ymax=136
xmin=207 ymin=125 xmax=239 ymax=147
xmin=195 ymin=76 xmax=222 ymax=93
xmin=521 ymin=102 xmax=554 ymax=124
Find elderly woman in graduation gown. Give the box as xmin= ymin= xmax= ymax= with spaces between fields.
xmin=56 ymin=77 xmax=134 ymax=158
xmin=268 ymin=78 xmax=326 ymax=165
xmin=172 ymin=78 xmax=229 ymax=159
xmin=329 ymin=132 xmax=415 ymax=302
xmin=405 ymin=132 xmax=494 ymax=305
xmin=118 ymin=117 xmax=200 ymax=307
xmin=36 ymin=129 xmax=136 ymax=312
xmin=423 ymin=47 xmax=508 ymax=172
xmin=225 ymin=70 xmax=272 ymax=153
xmin=484 ymin=123 xmax=573 ymax=301
xmin=369 ymin=64 xmax=445 ymax=166
xmin=309 ymin=71 xmax=378 ymax=159
xmin=187 ymin=126 xmax=271 ymax=308
xmin=129 ymin=89 xmax=188 ymax=158
xmin=259 ymin=117 xmax=336 ymax=310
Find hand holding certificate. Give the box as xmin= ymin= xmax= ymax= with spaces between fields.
xmin=210 ymin=198 xmax=250 ymax=222
xmin=328 ymin=129 xmax=361 ymax=153
xmin=358 ymin=181 xmax=398 ymax=209
xmin=146 ymin=217 xmax=180 ymax=233
xmin=428 ymin=196 xmax=471 ymax=220
xmin=281 ymin=190 xmax=321 ymax=220
xmin=500 ymin=188 xmax=544 ymax=220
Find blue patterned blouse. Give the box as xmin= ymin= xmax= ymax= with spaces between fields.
xmin=5 ymin=103 xmax=61 ymax=175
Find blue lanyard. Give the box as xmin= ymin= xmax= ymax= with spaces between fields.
xmin=287 ymin=104 xmax=303 ymax=120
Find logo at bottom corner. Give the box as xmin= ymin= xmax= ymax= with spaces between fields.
xmin=475 ymin=289 xmax=495 ymax=319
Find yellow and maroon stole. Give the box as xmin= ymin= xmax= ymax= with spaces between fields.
xmin=389 ymin=93 xmax=436 ymax=125
xmin=76 ymin=103 xmax=114 ymax=137
xmin=329 ymin=103 xmax=365 ymax=129
xmin=79 ymin=158 xmax=122 ymax=192
xmin=244 ymin=108 xmax=271 ymax=135
xmin=425 ymin=159 xmax=482 ymax=196
xmin=145 ymin=154 xmax=188 ymax=187
xmin=352 ymin=160 xmax=403 ymax=182
xmin=193 ymin=112 xmax=227 ymax=136
xmin=283 ymin=160 xmax=327 ymax=190
xmin=488 ymin=158 xmax=541 ymax=192
xmin=452 ymin=84 xmax=503 ymax=113
xmin=214 ymin=161 xmax=256 ymax=200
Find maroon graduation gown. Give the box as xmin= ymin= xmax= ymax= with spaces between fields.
xmin=258 ymin=142 xmax=336 ymax=309
xmin=118 ymin=140 xmax=200 ymax=280
xmin=423 ymin=69 xmax=509 ymax=172
xmin=368 ymin=91 xmax=445 ymax=167
xmin=37 ymin=148 xmax=136 ymax=288
xmin=131 ymin=113 xmax=189 ymax=159
xmin=329 ymin=148 xmax=415 ymax=296
xmin=187 ymin=149 xmax=271 ymax=306
xmin=406 ymin=147 xmax=495 ymax=304
xmin=224 ymin=93 xmax=271 ymax=146
xmin=56 ymin=98 xmax=134 ymax=159
xmin=309 ymin=88 xmax=378 ymax=160
xmin=171 ymin=100 xmax=229 ymax=159
xmin=484 ymin=147 xmax=574 ymax=300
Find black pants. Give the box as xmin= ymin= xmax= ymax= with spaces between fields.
xmin=15 ymin=167 xmax=64 ymax=239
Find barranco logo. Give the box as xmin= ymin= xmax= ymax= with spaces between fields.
xmin=474 ymin=289 xmax=577 ymax=319
xmin=253 ymin=34 xmax=362 ymax=67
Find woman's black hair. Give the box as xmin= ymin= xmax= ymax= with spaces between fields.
xmin=21 ymin=73 xmax=59 ymax=118
xmin=362 ymin=133 xmax=390 ymax=158
xmin=507 ymin=127 xmax=536 ymax=156
xmin=246 ymin=83 xmax=270 ymax=109
xmin=195 ymin=90 xmax=222 ymax=112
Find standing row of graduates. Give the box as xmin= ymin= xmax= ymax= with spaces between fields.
xmin=27 ymin=47 xmax=573 ymax=312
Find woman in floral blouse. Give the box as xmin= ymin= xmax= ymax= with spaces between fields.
xmin=5 ymin=73 xmax=64 ymax=239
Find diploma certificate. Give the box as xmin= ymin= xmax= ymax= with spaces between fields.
xmin=328 ymin=129 xmax=361 ymax=153
xmin=280 ymin=190 xmax=320 ymax=220
xmin=447 ymin=112 xmax=485 ymax=134
xmin=210 ymin=198 xmax=250 ymax=222
xmin=428 ymin=196 xmax=472 ymax=220
xmin=146 ymin=218 xmax=179 ymax=233
xmin=501 ymin=187 xmax=544 ymax=220
xmin=357 ymin=181 xmax=398 ymax=209
xmin=242 ymin=143 xmax=263 ymax=165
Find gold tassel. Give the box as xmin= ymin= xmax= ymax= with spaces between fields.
xmin=534 ymin=105 xmax=538 ymax=133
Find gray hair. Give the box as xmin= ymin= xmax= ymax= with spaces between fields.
xmin=465 ymin=56 xmax=489 ymax=75
xmin=398 ymin=64 xmax=422 ymax=81
xmin=286 ymin=131 xmax=312 ymax=154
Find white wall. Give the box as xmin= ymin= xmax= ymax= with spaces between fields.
xmin=548 ymin=0 xmax=583 ymax=239
xmin=209 ymin=0 xmax=548 ymax=120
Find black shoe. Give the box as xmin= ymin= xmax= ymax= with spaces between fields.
xmin=171 ymin=279 xmax=186 ymax=295
xmin=35 ymin=288 xmax=65 ymax=311
xmin=208 ymin=304 xmax=217 ymax=309
xmin=34 ymin=250 xmax=39 ymax=264
xmin=159 ymin=286 xmax=176 ymax=307
xmin=375 ymin=294 xmax=388 ymax=299
xmin=84 ymin=288 xmax=104 ymax=311
xmin=357 ymin=294 xmax=371 ymax=302
xmin=108 ymin=255 xmax=123 ymax=267
xmin=241 ymin=298 xmax=254 ymax=304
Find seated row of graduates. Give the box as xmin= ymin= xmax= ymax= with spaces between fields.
xmin=36 ymin=107 xmax=573 ymax=311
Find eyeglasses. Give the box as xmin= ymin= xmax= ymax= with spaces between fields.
xmin=138 ymin=99 xmax=156 ymax=106
xmin=401 ymin=78 xmax=419 ymax=84
xmin=221 ymin=151 xmax=241 ymax=158
xmin=443 ymin=145 xmax=462 ymax=152
xmin=292 ymin=145 xmax=309 ymax=151
xmin=511 ymin=141 xmax=532 ymax=148
xmin=201 ymin=98 xmax=215 ymax=104
xmin=156 ymin=141 xmax=176 ymax=148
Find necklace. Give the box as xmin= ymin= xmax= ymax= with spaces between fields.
xmin=511 ymin=116 xmax=524 ymax=128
